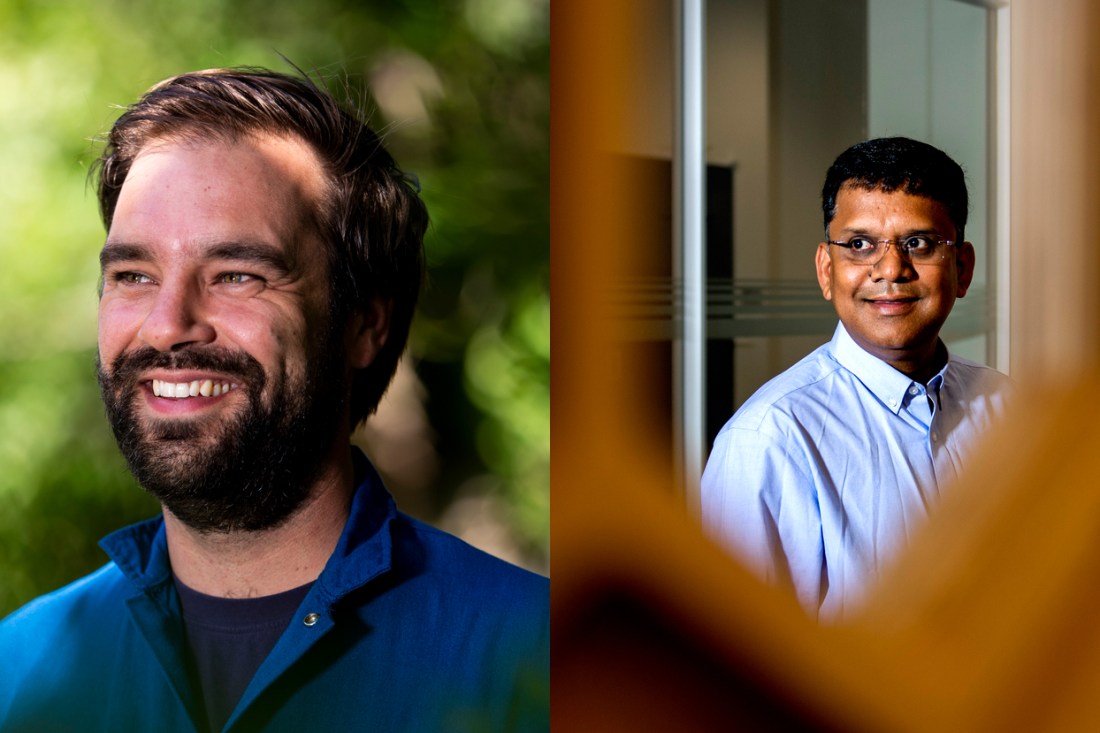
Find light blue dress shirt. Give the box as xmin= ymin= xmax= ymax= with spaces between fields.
xmin=701 ymin=323 xmax=1013 ymax=620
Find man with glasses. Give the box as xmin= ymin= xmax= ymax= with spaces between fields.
xmin=701 ymin=137 xmax=1012 ymax=621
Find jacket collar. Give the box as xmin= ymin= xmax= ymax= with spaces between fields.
xmin=99 ymin=447 xmax=398 ymax=603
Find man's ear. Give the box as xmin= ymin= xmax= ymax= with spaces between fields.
xmin=346 ymin=296 xmax=393 ymax=369
xmin=815 ymin=242 xmax=834 ymax=301
xmin=955 ymin=241 xmax=976 ymax=298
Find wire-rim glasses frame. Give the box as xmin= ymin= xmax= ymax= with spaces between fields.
xmin=826 ymin=235 xmax=957 ymax=266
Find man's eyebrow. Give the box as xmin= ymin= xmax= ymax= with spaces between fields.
xmin=98 ymin=240 xmax=295 ymax=275
xmin=835 ymin=226 xmax=941 ymax=236
xmin=206 ymin=241 xmax=293 ymax=275
xmin=99 ymin=242 xmax=152 ymax=270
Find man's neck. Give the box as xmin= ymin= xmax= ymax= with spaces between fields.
xmin=893 ymin=340 xmax=949 ymax=386
xmin=163 ymin=451 xmax=356 ymax=599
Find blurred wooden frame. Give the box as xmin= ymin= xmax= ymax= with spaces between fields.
xmin=552 ymin=0 xmax=1100 ymax=730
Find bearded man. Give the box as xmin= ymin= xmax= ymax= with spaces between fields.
xmin=0 ymin=68 xmax=548 ymax=733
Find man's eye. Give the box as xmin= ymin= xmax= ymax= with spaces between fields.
xmin=115 ymin=271 xmax=153 ymax=284
xmin=848 ymin=237 xmax=876 ymax=252
xmin=902 ymin=236 xmax=934 ymax=253
xmin=218 ymin=272 xmax=253 ymax=284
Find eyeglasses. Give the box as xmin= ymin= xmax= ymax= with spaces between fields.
xmin=827 ymin=235 xmax=956 ymax=266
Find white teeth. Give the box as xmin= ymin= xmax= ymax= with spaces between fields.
xmin=152 ymin=379 xmax=236 ymax=400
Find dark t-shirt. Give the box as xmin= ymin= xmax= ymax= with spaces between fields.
xmin=175 ymin=577 xmax=313 ymax=733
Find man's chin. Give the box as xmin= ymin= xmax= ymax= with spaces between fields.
xmin=135 ymin=404 xmax=244 ymax=441
xmin=149 ymin=422 xmax=210 ymax=443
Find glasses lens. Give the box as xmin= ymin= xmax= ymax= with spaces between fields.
xmin=902 ymin=236 xmax=943 ymax=264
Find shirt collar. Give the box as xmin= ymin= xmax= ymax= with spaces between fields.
xmin=829 ymin=322 xmax=949 ymax=415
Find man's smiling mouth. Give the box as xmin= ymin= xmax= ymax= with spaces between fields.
xmin=151 ymin=379 xmax=239 ymax=398
xmin=866 ymin=296 xmax=918 ymax=304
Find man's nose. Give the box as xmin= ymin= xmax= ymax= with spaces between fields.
xmin=137 ymin=280 xmax=216 ymax=352
xmin=869 ymin=243 xmax=916 ymax=281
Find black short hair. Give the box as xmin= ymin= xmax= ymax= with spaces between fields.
xmin=94 ymin=67 xmax=428 ymax=427
xmin=821 ymin=136 xmax=968 ymax=241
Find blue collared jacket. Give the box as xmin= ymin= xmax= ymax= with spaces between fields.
xmin=0 ymin=454 xmax=549 ymax=732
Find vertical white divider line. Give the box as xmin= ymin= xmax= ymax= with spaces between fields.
xmin=674 ymin=0 xmax=706 ymax=511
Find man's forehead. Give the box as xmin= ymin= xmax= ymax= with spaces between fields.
xmin=108 ymin=135 xmax=327 ymax=255
xmin=832 ymin=184 xmax=954 ymax=232
xmin=839 ymin=179 xmax=918 ymax=197
xmin=128 ymin=132 xmax=325 ymax=187
xmin=836 ymin=182 xmax=949 ymax=210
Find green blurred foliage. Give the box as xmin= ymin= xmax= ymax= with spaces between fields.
xmin=0 ymin=0 xmax=548 ymax=617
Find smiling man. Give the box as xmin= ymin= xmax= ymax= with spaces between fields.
xmin=701 ymin=137 xmax=1012 ymax=621
xmin=0 ymin=69 xmax=548 ymax=732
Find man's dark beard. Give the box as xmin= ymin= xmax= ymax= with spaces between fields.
xmin=98 ymin=339 xmax=346 ymax=533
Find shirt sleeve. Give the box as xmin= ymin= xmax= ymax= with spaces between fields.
xmin=701 ymin=421 xmax=826 ymax=613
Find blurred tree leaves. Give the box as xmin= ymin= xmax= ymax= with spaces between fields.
xmin=0 ymin=0 xmax=548 ymax=617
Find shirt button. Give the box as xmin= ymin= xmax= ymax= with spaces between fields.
xmin=908 ymin=385 xmax=920 ymax=396
xmin=303 ymin=613 xmax=320 ymax=627
xmin=888 ymin=399 xmax=897 ymax=407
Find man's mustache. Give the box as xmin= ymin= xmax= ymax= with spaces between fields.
xmin=99 ymin=346 xmax=266 ymax=392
